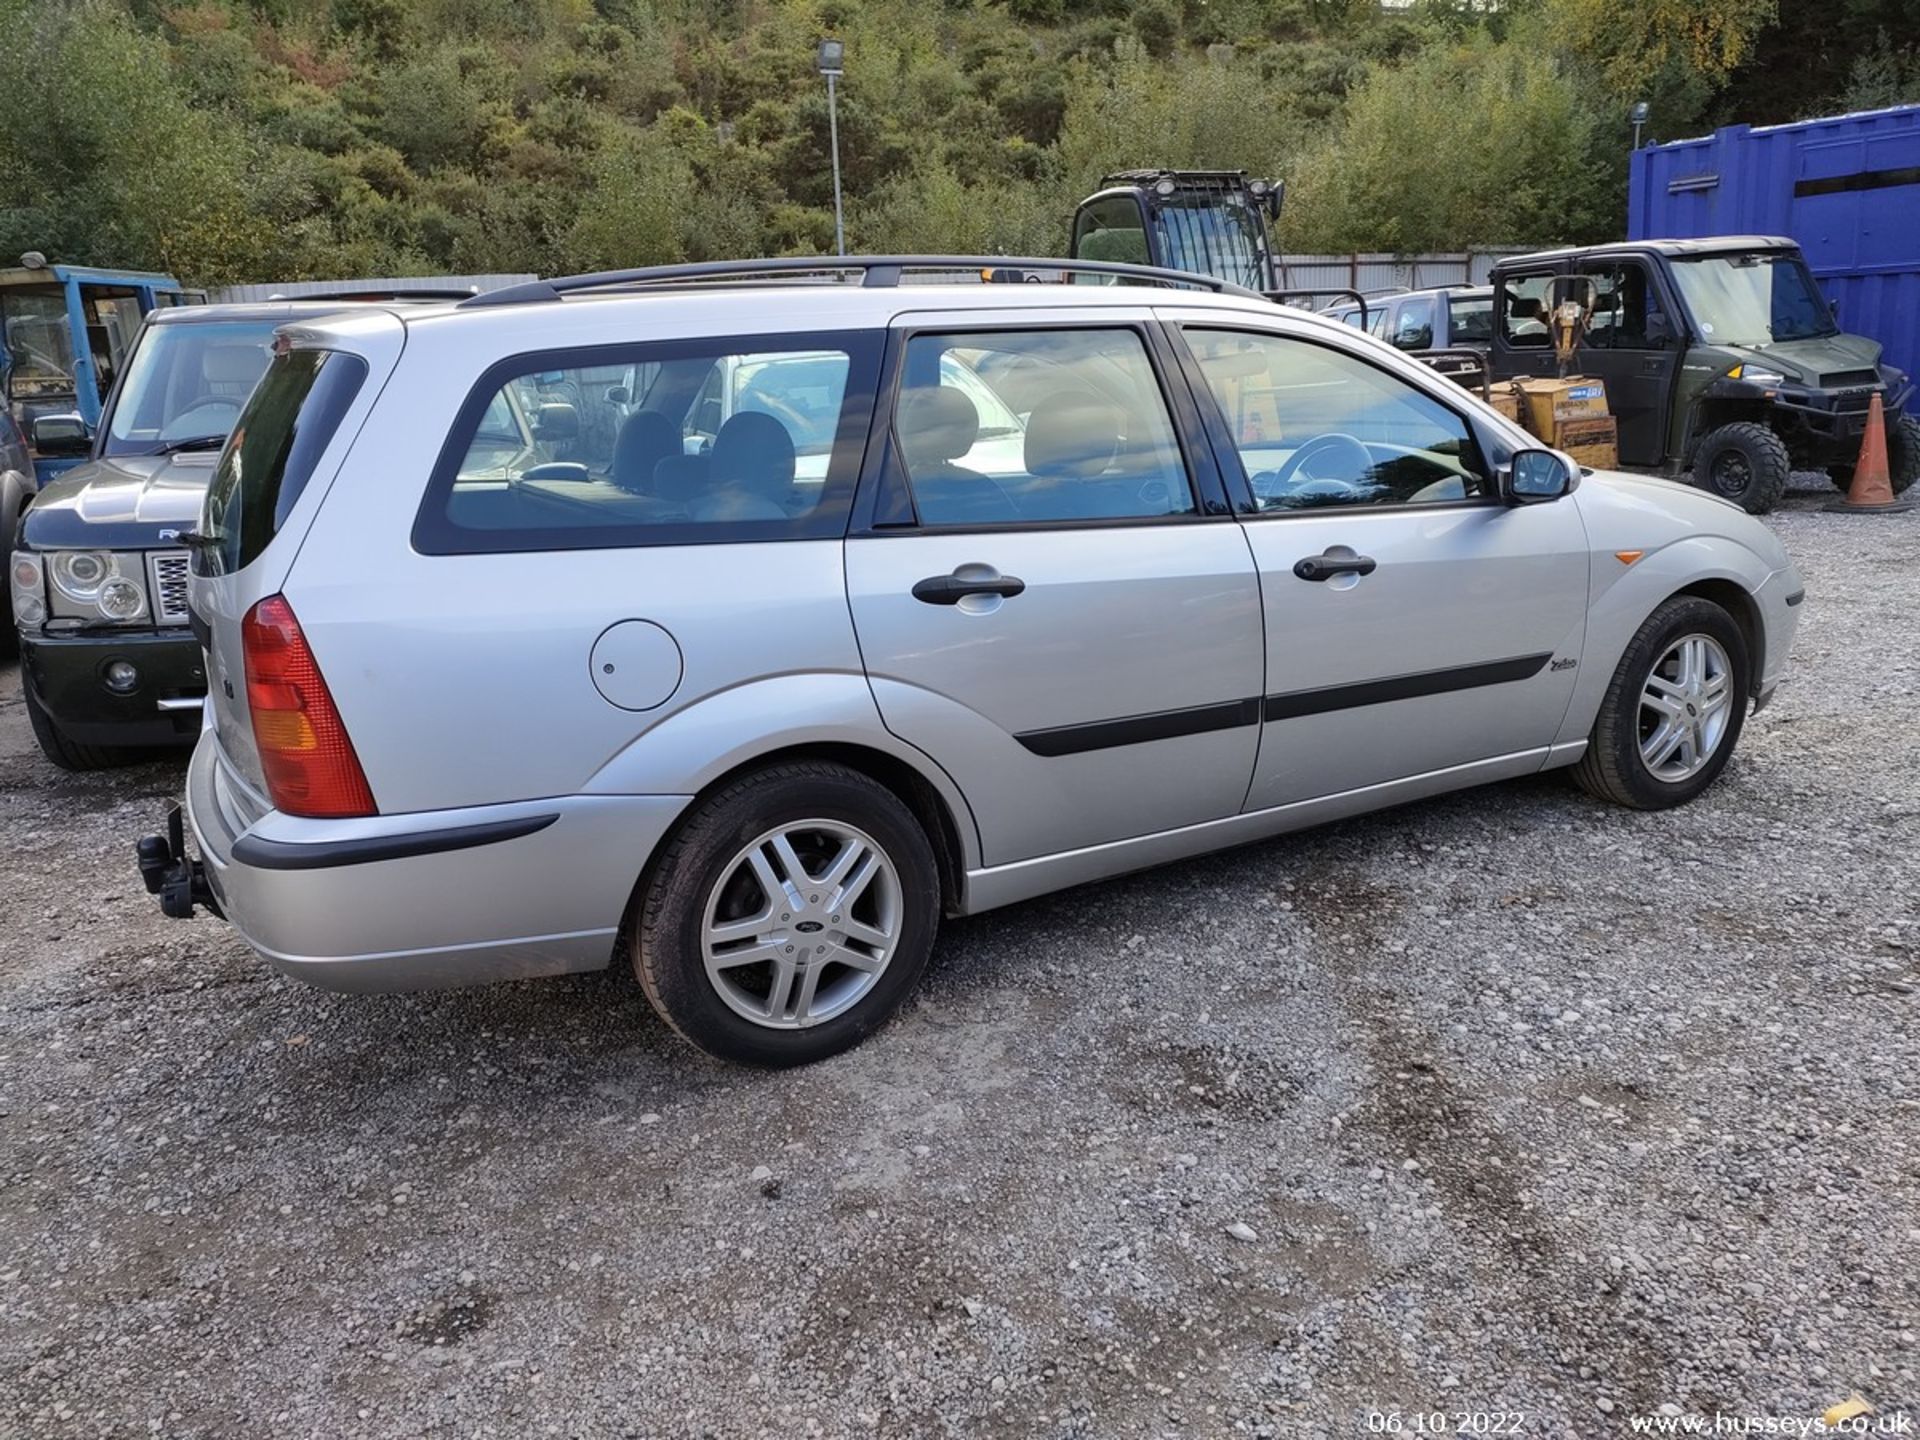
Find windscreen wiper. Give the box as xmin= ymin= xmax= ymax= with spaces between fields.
xmin=155 ymin=434 xmax=228 ymax=455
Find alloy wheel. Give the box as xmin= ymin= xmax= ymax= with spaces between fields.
xmin=700 ymin=820 xmax=902 ymax=1029
xmin=1637 ymin=633 xmax=1735 ymax=782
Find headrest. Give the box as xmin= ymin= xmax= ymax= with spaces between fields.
xmin=710 ymin=411 xmax=796 ymax=495
xmin=203 ymin=345 xmax=266 ymax=386
xmin=612 ymin=409 xmax=680 ymax=493
xmin=1024 ymin=389 xmax=1121 ymax=481
xmin=652 ymin=453 xmax=709 ymax=503
xmin=1510 ymin=297 xmax=1543 ymax=321
xmin=897 ymin=387 xmax=980 ymax=467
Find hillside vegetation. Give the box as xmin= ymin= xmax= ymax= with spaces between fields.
xmin=0 ymin=0 xmax=1913 ymax=286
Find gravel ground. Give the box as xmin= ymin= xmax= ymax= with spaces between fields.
xmin=2 ymin=475 xmax=1916 ymax=1440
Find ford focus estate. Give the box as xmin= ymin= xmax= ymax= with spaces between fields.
xmin=138 ymin=257 xmax=1805 ymax=1067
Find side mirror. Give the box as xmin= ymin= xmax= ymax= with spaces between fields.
xmin=1830 ymin=298 xmax=1841 ymax=322
xmin=31 ymin=413 xmax=90 ymax=456
xmin=1502 ymin=448 xmax=1574 ymax=504
xmin=605 ymin=386 xmax=630 ymax=406
xmin=532 ymin=402 xmax=579 ymax=443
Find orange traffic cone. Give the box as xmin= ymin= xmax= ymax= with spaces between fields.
xmin=1826 ymin=393 xmax=1914 ymax=513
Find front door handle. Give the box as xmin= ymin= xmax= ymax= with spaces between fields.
xmin=912 ymin=571 xmax=1027 ymax=605
xmin=1293 ymin=552 xmax=1377 ymax=582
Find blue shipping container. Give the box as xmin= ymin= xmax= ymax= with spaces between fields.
xmin=1629 ymin=104 xmax=1920 ymax=377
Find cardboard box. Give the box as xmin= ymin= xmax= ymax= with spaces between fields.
xmin=1556 ymin=414 xmax=1618 ymax=470
xmin=1486 ymin=383 xmax=1524 ymax=424
xmin=1516 ymin=377 xmax=1609 ymax=440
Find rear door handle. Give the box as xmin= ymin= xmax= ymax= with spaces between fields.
xmin=912 ymin=572 xmax=1026 ymax=605
xmin=1293 ymin=552 xmax=1377 ymax=582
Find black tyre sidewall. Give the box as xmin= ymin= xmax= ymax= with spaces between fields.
xmin=1594 ymin=598 xmax=1750 ymax=810
xmin=637 ymin=767 xmax=940 ymax=1068
xmin=21 ymin=668 xmax=123 ymax=771
xmin=1692 ymin=422 xmax=1789 ymax=514
xmin=1890 ymin=414 xmax=1920 ymax=495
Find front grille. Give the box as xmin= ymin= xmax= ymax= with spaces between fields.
xmin=146 ymin=549 xmax=192 ymax=626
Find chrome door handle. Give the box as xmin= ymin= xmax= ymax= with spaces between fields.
xmin=1293 ymin=552 xmax=1377 ymax=582
xmin=911 ymin=572 xmax=1026 ymax=605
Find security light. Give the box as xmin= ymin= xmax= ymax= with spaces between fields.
xmin=816 ymin=39 xmax=844 ymax=77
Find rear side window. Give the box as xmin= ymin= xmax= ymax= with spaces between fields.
xmin=415 ymin=330 xmax=881 ymax=553
xmin=1448 ymin=294 xmax=1493 ymax=344
xmin=200 ymin=347 xmax=368 ymax=575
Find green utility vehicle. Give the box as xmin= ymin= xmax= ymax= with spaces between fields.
xmin=1488 ymin=236 xmax=1916 ymax=512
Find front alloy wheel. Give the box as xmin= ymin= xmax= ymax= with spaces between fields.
xmin=1636 ymin=634 xmax=1735 ymax=782
xmin=1572 ymin=595 xmax=1750 ymax=810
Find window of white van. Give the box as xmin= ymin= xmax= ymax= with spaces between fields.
xmin=417 ymin=331 xmax=883 ymax=552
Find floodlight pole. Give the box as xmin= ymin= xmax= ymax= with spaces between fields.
xmin=818 ymin=40 xmax=847 ymax=258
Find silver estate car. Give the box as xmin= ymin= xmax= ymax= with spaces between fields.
xmin=136 ymin=257 xmax=1804 ymax=1067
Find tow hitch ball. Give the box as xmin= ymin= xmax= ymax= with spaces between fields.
xmin=136 ymin=804 xmax=222 ymax=920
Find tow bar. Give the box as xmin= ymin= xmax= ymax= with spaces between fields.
xmin=136 ymin=804 xmax=222 ymax=920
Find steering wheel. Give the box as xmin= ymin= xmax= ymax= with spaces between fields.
xmin=1267 ymin=432 xmax=1374 ymax=497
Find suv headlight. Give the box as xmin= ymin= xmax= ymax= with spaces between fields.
xmin=41 ymin=550 xmax=149 ymax=625
xmin=9 ymin=551 xmax=47 ymax=627
xmin=1728 ymin=363 xmax=1787 ymax=388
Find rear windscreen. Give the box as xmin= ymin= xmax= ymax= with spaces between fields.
xmin=199 ymin=347 xmax=367 ymax=574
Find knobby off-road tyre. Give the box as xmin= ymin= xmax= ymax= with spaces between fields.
xmin=1691 ymin=422 xmax=1790 ymax=514
xmin=634 ymin=761 xmax=940 ymax=1067
xmin=1834 ymin=412 xmax=1920 ymax=494
xmin=1571 ymin=595 xmax=1750 ymax=811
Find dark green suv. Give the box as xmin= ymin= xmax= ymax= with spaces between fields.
xmin=1489 ymin=236 xmax=1916 ymax=512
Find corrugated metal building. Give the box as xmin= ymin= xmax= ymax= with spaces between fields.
xmin=1630 ymin=104 xmax=1920 ymax=373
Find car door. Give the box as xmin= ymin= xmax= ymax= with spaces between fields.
xmin=1571 ymin=258 xmax=1683 ymax=466
xmin=1164 ymin=313 xmax=1591 ymax=812
xmin=843 ymin=311 xmax=1265 ymax=867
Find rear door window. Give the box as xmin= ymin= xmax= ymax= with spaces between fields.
xmin=200 ymin=346 xmax=368 ymax=575
xmin=887 ymin=328 xmax=1197 ymax=526
xmin=415 ymin=329 xmax=882 ymax=553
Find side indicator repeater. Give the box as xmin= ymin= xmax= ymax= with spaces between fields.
xmin=1615 ymin=550 xmax=1644 ymax=566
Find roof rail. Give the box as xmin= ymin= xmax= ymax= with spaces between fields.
xmin=458 ymin=255 xmax=1264 ymax=309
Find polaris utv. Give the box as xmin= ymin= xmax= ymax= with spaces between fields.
xmin=1488 ymin=237 xmax=1916 ymax=512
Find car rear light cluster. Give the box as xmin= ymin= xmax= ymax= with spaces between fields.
xmin=241 ymin=595 xmax=376 ymax=818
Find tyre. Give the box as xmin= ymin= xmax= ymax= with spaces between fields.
xmin=1571 ymin=595 xmax=1750 ymax=811
xmin=1691 ymin=422 xmax=1789 ymax=513
xmin=1825 ymin=413 xmax=1920 ymax=495
xmin=23 ymin=673 xmax=134 ymax=771
xmin=634 ymin=761 xmax=940 ymax=1067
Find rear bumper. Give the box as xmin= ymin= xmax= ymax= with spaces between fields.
xmin=22 ymin=628 xmax=205 ymax=747
xmin=176 ymin=736 xmax=692 ymax=992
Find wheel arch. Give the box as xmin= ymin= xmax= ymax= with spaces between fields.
xmin=1669 ymin=576 xmax=1764 ymax=696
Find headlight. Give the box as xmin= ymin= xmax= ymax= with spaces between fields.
xmin=1729 ymin=364 xmax=1787 ymax=388
xmin=40 ymin=550 xmax=150 ymax=626
xmin=9 ymin=551 xmax=46 ymax=627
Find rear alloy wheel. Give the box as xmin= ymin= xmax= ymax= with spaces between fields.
xmin=1691 ymin=422 xmax=1790 ymax=514
xmin=635 ymin=762 xmax=939 ymax=1066
xmin=1572 ymin=596 xmax=1750 ymax=810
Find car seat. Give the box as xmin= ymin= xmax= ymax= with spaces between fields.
xmin=895 ymin=387 xmax=1018 ymax=524
xmin=612 ymin=410 xmax=680 ymax=494
xmin=692 ymin=412 xmax=795 ymax=521
xmin=1018 ymin=389 xmax=1132 ymax=520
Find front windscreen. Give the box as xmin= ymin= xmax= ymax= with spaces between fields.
xmin=2 ymin=287 xmax=77 ymax=401
xmin=1150 ymin=197 xmax=1266 ymax=290
xmin=103 ymin=319 xmax=281 ymax=457
xmin=1668 ymin=252 xmax=1836 ymax=346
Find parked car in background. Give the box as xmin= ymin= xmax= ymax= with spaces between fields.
xmin=0 ymin=256 xmax=203 ymax=484
xmin=1325 ymin=285 xmax=1495 ymax=353
xmin=134 ymin=256 xmax=1803 ymax=1070
xmin=10 ymin=302 xmax=343 ymax=766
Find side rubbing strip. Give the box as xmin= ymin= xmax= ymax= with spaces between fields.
xmin=1264 ymin=653 xmax=1553 ymax=722
xmin=1015 ymin=698 xmax=1261 ymax=757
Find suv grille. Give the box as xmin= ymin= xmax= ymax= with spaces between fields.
xmin=147 ymin=550 xmax=192 ymax=627
xmin=1821 ymin=369 xmax=1880 ymax=389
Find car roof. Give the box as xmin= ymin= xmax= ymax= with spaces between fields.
xmin=1501 ymin=236 xmax=1798 ymax=267
xmin=148 ymin=298 xmax=450 ymax=325
xmin=284 ymin=277 xmax=1324 ymax=349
